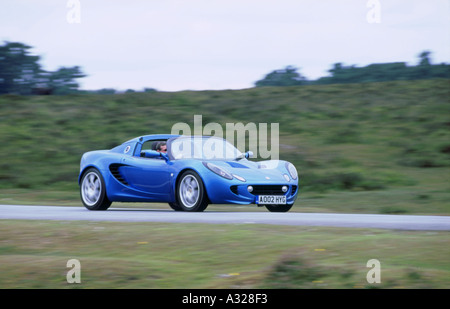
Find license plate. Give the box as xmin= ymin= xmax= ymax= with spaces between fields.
xmin=257 ymin=195 xmax=286 ymax=205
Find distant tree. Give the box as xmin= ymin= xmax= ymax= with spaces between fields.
xmin=0 ymin=41 xmax=86 ymax=95
xmin=43 ymin=66 xmax=86 ymax=95
xmin=418 ymin=51 xmax=431 ymax=67
xmin=95 ymin=88 xmax=116 ymax=95
xmin=315 ymin=50 xmax=450 ymax=85
xmin=325 ymin=63 xmax=361 ymax=83
xmin=329 ymin=63 xmax=344 ymax=75
xmin=255 ymin=66 xmax=307 ymax=87
xmin=429 ymin=63 xmax=450 ymax=79
xmin=144 ymin=87 xmax=157 ymax=93
xmin=0 ymin=42 xmax=42 ymax=95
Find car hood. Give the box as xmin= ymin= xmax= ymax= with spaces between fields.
xmin=207 ymin=159 xmax=290 ymax=183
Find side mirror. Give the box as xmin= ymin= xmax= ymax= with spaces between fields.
xmin=245 ymin=151 xmax=254 ymax=159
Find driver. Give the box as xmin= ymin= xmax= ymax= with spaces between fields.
xmin=155 ymin=142 xmax=167 ymax=153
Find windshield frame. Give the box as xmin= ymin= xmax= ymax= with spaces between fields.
xmin=167 ymin=136 xmax=243 ymax=161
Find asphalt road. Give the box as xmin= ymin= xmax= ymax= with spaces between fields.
xmin=1 ymin=204 xmax=449 ymax=230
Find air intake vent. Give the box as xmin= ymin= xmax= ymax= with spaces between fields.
xmin=230 ymin=185 xmax=239 ymax=195
xmin=292 ymin=185 xmax=298 ymax=195
xmin=249 ymin=185 xmax=285 ymax=195
xmin=109 ymin=164 xmax=129 ymax=186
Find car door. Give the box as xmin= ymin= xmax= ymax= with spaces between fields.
xmin=120 ymin=156 xmax=171 ymax=200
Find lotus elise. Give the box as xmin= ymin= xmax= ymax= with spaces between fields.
xmin=79 ymin=134 xmax=299 ymax=212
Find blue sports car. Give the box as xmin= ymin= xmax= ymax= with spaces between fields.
xmin=79 ymin=134 xmax=299 ymax=212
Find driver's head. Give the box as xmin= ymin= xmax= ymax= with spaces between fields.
xmin=156 ymin=142 xmax=167 ymax=153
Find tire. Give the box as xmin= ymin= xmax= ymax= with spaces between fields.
xmin=168 ymin=202 xmax=183 ymax=211
xmin=265 ymin=204 xmax=293 ymax=213
xmin=80 ymin=168 xmax=112 ymax=210
xmin=176 ymin=170 xmax=208 ymax=212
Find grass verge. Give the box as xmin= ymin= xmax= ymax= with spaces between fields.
xmin=0 ymin=220 xmax=448 ymax=288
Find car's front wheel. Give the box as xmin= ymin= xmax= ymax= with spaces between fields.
xmin=80 ymin=168 xmax=111 ymax=210
xmin=264 ymin=204 xmax=293 ymax=212
xmin=168 ymin=202 xmax=183 ymax=211
xmin=176 ymin=171 xmax=208 ymax=212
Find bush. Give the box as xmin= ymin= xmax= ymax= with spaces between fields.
xmin=301 ymin=172 xmax=385 ymax=192
xmin=261 ymin=253 xmax=326 ymax=288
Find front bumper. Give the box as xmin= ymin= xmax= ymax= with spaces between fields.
xmin=205 ymin=180 xmax=299 ymax=205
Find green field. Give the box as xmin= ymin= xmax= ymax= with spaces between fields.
xmin=0 ymin=79 xmax=449 ymax=214
xmin=0 ymin=220 xmax=448 ymax=289
xmin=0 ymin=79 xmax=449 ymax=289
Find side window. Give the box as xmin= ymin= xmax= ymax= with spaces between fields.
xmin=141 ymin=140 xmax=156 ymax=152
xmin=139 ymin=140 xmax=167 ymax=158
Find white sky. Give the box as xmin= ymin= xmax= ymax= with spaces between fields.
xmin=1 ymin=0 xmax=449 ymax=91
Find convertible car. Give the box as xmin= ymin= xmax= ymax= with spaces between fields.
xmin=79 ymin=134 xmax=298 ymax=212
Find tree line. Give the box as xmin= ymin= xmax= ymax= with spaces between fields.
xmin=0 ymin=42 xmax=85 ymax=95
xmin=1 ymin=41 xmax=449 ymax=95
xmin=255 ymin=51 xmax=450 ymax=87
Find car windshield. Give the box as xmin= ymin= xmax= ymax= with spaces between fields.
xmin=170 ymin=136 xmax=243 ymax=160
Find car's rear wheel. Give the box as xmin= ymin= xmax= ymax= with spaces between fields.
xmin=265 ymin=204 xmax=293 ymax=212
xmin=80 ymin=168 xmax=111 ymax=210
xmin=176 ymin=171 xmax=208 ymax=212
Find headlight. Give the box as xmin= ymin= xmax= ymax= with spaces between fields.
xmin=286 ymin=162 xmax=298 ymax=180
xmin=203 ymin=162 xmax=233 ymax=180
